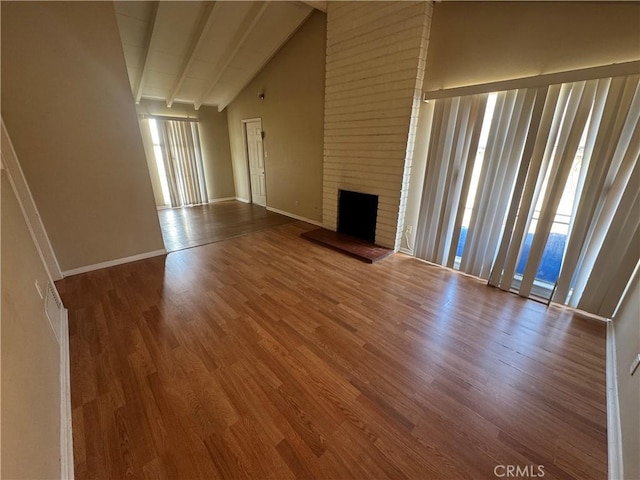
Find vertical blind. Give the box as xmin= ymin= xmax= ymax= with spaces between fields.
xmin=414 ymin=74 xmax=639 ymax=318
xmin=156 ymin=119 xmax=208 ymax=208
xmin=415 ymin=94 xmax=488 ymax=269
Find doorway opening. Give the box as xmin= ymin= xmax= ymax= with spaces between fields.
xmin=142 ymin=115 xmax=291 ymax=253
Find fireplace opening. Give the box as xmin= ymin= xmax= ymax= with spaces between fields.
xmin=338 ymin=190 xmax=378 ymax=243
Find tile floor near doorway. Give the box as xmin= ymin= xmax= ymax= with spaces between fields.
xmin=158 ymin=201 xmax=296 ymax=252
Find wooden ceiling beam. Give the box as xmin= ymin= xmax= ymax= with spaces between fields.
xmin=166 ymin=2 xmax=222 ymax=108
xmin=301 ymin=1 xmax=327 ymax=13
xmin=134 ymin=1 xmax=160 ymax=104
xmin=217 ymin=8 xmax=313 ymax=111
xmin=194 ymin=2 xmax=269 ymax=110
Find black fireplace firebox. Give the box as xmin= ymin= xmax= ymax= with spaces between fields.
xmin=337 ymin=190 xmax=378 ymax=243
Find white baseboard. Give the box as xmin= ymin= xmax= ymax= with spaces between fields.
xmin=547 ymin=303 xmax=609 ymax=323
xmin=235 ymin=197 xmax=251 ymax=204
xmin=606 ymin=320 xmax=624 ymax=480
xmin=208 ymin=197 xmax=235 ymax=204
xmin=265 ymin=206 xmax=323 ymax=227
xmin=62 ymin=249 xmax=167 ymax=277
xmin=60 ymin=308 xmax=74 ymax=480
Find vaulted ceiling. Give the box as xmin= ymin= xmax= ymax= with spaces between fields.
xmin=114 ymin=1 xmax=325 ymax=111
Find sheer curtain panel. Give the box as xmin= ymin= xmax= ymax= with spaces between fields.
xmin=460 ymin=88 xmax=537 ymax=279
xmin=156 ymin=119 xmax=208 ymax=207
xmin=414 ymin=94 xmax=488 ymax=267
xmin=561 ymin=76 xmax=640 ymax=316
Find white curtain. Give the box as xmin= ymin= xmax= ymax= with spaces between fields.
xmin=414 ymin=94 xmax=488 ymax=267
xmin=156 ymin=119 xmax=208 ymax=207
xmin=415 ymin=87 xmax=539 ymax=279
xmin=516 ymin=80 xmax=600 ymax=296
xmin=561 ymin=76 xmax=640 ymax=315
xmin=488 ymin=85 xmax=553 ymax=290
xmin=416 ymin=74 xmax=640 ymax=318
xmin=460 ymin=88 xmax=538 ymax=278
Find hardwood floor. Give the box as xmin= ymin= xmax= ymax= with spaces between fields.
xmin=158 ymin=201 xmax=296 ymax=252
xmin=56 ymin=222 xmax=607 ymax=480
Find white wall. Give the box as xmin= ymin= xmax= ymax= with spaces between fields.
xmin=613 ymin=268 xmax=640 ymax=480
xmin=322 ymin=1 xmax=432 ymax=249
xmin=400 ymin=101 xmax=433 ymax=253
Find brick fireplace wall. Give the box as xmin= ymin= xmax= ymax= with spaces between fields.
xmin=322 ymin=1 xmax=432 ymax=249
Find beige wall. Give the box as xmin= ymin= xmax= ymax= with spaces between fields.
xmin=200 ymin=107 xmax=236 ymax=201
xmin=136 ymin=99 xmax=236 ymax=205
xmin=1 ymin=1 xmax=165 ymax=272
xmin=424 ymin=1 xmax=640 ymax=91
xmin=614 ymin=269 xmax=640 ymax=480
xmin=1 ymin=171 xmax=61 ymax=479
xmin=226 ymin=11 xmax=326 ymax=221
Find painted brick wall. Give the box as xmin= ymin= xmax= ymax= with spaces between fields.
xmin=322 ymin=1 xmax=432 ymax=248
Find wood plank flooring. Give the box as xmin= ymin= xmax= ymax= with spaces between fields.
xmin=158 ymin=201 xmax=296 ymax=252
xmin=56 ymin=222 xmax=607 ymax=480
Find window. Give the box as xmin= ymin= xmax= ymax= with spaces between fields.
xmin=148 ymin=119 xmax=172 ymax=206
xmin=454 ymin=93 xmax=497 ymax=268
xmin=145 ymin=118 xmax=208 ymax=208
xmin=415 ymin=74 xmax=640 ymax=317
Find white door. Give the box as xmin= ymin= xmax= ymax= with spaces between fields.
xmin=244 ymin=119 xmax=266 ymax=206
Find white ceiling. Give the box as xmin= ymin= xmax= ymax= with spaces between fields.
xmin=114 ymin=1 xmax=323 ymax=111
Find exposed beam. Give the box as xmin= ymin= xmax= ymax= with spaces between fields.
xmin=134 ymin=1 xmax=160 ymax=105
xmin=166 ymin=2 xmax=221 ymax=108
xmin=194 ymin=2 xmax=269 ymax=109
xmin=217 ymin=8 xmax=314 ymax=111
xmin=301 ymin=1 xmax=327 ymax=12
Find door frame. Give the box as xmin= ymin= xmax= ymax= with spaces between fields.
xmin=241 ymin=117 xmax=265 ymax=206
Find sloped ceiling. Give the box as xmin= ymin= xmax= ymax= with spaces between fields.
xmin=115 ymin=1 xmax=324 ymax=111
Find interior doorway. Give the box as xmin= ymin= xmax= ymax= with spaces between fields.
xmin=242 ymin=118 xmax=266 ymax=206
